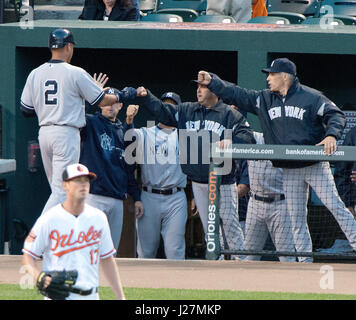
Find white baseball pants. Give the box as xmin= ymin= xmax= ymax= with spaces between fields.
xmin=136 ymin=190 xmax=188 ymax=260
xmin=39 ymin=125 xmax=80 ymax=215
xmin=243 ymin=197 xmax=296 ymax=262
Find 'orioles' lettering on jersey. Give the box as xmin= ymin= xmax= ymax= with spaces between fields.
xmin=50 ymin=226 xmax=103 ymax=257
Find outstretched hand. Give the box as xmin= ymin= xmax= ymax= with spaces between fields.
xmin=198 ymin=71 xmax=212 ymax=86
xmin=316 ymin=136 xmax=337 ymax=156
xmin=94 ymin=73 xmax=109 ymax=89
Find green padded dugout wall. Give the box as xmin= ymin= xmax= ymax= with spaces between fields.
xmin=1 ymin=20 xmax=356 ymax=254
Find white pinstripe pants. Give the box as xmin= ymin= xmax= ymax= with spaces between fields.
xmin=283 ymin=161 xmax=356 ymax=262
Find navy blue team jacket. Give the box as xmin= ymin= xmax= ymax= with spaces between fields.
xmin=208 ymin=73 xmax=346 ymax=168
xmin=138 ymin=90 xmax=256 ymax=184
xmin=80 ymin=112 xmax=140 ymax=201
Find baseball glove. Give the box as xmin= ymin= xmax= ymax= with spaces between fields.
xmin=36 ymin=270 xmax=78 ymax=300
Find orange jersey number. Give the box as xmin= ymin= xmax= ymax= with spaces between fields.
xmin=90 ymin=249 xmax=99 ymax=265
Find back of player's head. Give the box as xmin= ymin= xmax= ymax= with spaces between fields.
xmin=49 ymin=28 xmax=75 ymax=50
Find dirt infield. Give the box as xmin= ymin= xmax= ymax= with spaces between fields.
xmin=1 ymin=255 xmax=356 ymax=295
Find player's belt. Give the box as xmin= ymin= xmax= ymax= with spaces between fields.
xmin=71 ymin=287 xmax=98 ymax=296
xmin=254 ymin=194 xmax=285 ymax=203
xmin=142 ymin=186 xmax=182 ymax=195
xmin=40 ymin=124 xmax=79 ymax=130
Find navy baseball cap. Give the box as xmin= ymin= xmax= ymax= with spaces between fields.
xmin=262 ymin=58 xmax=297 ymax=76
xmin=161 ymin=92 xmax=182 ymax=105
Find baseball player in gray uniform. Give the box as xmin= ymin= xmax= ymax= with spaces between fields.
xmin=20 ymin=28 xmax=133 ymax=215
xmin=244 ymin=132 xmax=296 ymax=262
xmin=133 ymin=92 xmax=188 ymax=260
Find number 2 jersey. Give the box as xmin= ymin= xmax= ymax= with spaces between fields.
xmin=22 ymin=203 xmax=116 ymax=291
xmin=20 ymin=59 xmax=104 ymax=129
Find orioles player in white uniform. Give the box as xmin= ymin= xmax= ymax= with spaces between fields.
xmin=22 ymin=163 xmax=125 ymax=300
xmin=20 ymin=28 xmax=120 ymax=215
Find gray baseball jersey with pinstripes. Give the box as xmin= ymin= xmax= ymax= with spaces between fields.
xmin=134 ymin=126 xmax=187 ymax=189
xmin=21 ymin=60 xmax=104 ymax=129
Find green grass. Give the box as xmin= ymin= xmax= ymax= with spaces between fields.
xmin=1 ymin=284 xmax=356 ymax=300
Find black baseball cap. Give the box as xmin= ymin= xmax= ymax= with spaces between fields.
xmin=62 ymin=163 xmax=96 ymax=182
xmin=262 ymin=58 xmax=297 ymax=76
xmin=161 ymin=92 xmax=182 ymax=105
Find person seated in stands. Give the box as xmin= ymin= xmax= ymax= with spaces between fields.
xmin=79 ymin=0 xmax=139 ymax=21
xmin=206 ymin=0 xmax=252 ymax=23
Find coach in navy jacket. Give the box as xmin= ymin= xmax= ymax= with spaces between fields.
xmin=200 ymin=58 xmax=346 ymax=168
xmin=197 ymin=58 xmax=356 ymax=263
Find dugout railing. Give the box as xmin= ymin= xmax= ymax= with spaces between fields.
xmin=207 ymin=144 xmax=356 ymax=262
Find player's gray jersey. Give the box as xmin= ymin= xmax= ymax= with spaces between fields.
xmin=134 ymin=126 xmax=186 ymax=189
xmin=248 ymin=132 xmax=284 ymax=196
xmin=21 ymin=60 xmax=104 ymax=128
